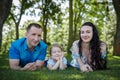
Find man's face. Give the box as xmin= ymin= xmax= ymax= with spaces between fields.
xmin=26 ymin=26 xmax=42 ymax=48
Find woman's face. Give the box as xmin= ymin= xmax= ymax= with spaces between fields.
xmin=80 ymin=25 xmax=93 ymax=43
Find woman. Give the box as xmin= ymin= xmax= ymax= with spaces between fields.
xmin=70 ymin=22 xmax=107 ymax=72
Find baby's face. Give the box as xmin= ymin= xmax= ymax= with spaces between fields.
xmin=51 ymin=47 xmax=62 ymax=58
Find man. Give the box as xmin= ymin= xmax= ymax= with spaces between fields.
xmin=9 ymin=23 xmax=47 ymax=70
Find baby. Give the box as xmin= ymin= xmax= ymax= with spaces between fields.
xmin=47 ymin=43 xmax=67 ymax=70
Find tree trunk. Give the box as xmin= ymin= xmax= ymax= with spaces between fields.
xmin=42 ymin=0 xmax=48 ymax=43
xmin=0 ymin=0 xmax=12 ymax=51
xmin=112 ymin=0 xmax=120 ymax=56
xmin=10 ymin=0 xmax=26 ymax=40
xmin=15 ymin=23 xmax=19 ymax=40
xmin=67 ymin=0 xmax=73 ymax=53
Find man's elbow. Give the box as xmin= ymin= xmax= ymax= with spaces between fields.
xmin=35 ymin=61 xmax=45 ymax=69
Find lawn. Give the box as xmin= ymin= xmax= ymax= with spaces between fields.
xmin=0 ymin=53 xmax=120 ymax=80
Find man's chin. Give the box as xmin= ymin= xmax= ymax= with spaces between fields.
xmin=32 ymin=44 xmax=38 ymax=47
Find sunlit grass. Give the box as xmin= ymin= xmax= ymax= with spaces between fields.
xmin=0 ymin=53 xmax=120 ymax=80
xmin=113 ymin=56 xmax=120 ymax=59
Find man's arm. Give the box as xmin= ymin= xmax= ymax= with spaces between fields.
xmin=9 ymin=59 xmax=22 ymax=70
xmin=9 ymin=59 xmax=37 ymax=70
xmin=35 ymin=60 xmax=45 ymax=69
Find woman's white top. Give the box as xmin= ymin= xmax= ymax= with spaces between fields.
xmin=70 ymin=40 xmax=107 ymax=68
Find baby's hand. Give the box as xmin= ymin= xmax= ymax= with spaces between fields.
xmin=52 ymin=56 xmax=60 ymax=61
xmin=60 ymin=52 xmax=64 ymax=60
xmin=61 ymin=52 xmax=64 ymax=57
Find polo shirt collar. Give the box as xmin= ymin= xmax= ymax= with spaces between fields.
xmin=23 ymin=39 xmax=28 ymax=50
xmin=23 ymin=40 xmax=41 ymax=51
xmin=34 ymin=43 xmax=41 ymax=51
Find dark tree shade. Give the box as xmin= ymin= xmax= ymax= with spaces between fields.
xmin=112 ymin=0 xmax=120 ymax=56
xmin=67 ymin=0 xmax=74 ymax=53
xmin=0 ymin=0 xmax=13 ymax=50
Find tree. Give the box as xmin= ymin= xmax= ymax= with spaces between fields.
xmin=40 ymin=0 xmax=62 ymax=43
xmin=112 ymin=0 xmax=120 ymax=56
xmin=10 ymin=0 xmax=36 ymax=40
xmin=67 ymin=0 xmax=74 ymax=53
xmin=67 ymin=0 xmax=109 ymax=53
xmin=0 ymin=0 xmax=12 ymax=50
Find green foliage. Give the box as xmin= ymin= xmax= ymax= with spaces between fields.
xmin=47 ymin=24 xmax=68 ymax=52
xmin=2 ymin=23 xmax=16 ymax=54
xmin=72 ymin=0 xmax=115 ymax=54
xmin=2 ymin=0 xmax=115 ymax=55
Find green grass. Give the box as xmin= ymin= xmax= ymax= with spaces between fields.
xmin=0 ymin=54 xmax=120 ymax=80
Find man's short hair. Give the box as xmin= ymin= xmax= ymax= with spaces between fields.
xmin=26 ymin=23 xmax=42 ymax=32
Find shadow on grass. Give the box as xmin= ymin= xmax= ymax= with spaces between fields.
xmin=0 ymin=53 xmax=120 ymax=80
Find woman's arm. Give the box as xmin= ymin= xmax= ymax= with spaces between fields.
xmin=72 ymin=40 xmax=92 ymax=72
xmin=72 ymin=41 xmax=84 ymax=67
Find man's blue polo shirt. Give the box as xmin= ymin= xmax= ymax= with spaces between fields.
xmin=9 ymin=37 xmax=47 ymax=67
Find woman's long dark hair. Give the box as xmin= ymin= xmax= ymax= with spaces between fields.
xmin=78 ymin=22 xmax=106 ymax=70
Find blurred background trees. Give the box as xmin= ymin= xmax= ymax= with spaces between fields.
xmin=0 ymin=0 xmax=120 ymax=56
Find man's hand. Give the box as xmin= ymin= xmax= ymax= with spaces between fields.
xmin=21 ymin=62 xmax=36 ymax=70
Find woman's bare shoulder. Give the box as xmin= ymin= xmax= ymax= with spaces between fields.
xmin=71 ymin=40 xmax=79 ymax=54
xmin=100 ymin=41 xmax=107 ymax=53
xmin=100 ymin=41 xmax=107 ymax=47
xmin=73 ymin=40 xmax=79 ymax=45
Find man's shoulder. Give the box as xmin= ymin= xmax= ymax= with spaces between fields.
xmin=12 ymin=37 xmax=26 ymax=46
xmin=39 ymin=40 xmax=47 ymax=48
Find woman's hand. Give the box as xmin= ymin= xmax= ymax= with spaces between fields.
xmin=80 ymin=64 xmax=93 ymax=72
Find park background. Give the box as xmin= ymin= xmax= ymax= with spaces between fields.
xmin=0 ymin=0 xmax=120 ymax=80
